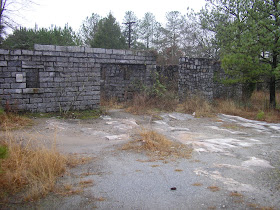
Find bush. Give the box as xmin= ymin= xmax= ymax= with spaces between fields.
xmin=256 ymin=110 xmax=265 ymax=120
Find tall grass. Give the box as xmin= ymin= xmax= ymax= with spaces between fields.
xmin=125 ymin=91 xmax=178 ymax=115
xmin=0 ymin=133 xmax=67 ymax=202
xmin=215 ymin=91 xmax=280 ymax=122
xmin=103 ymin=90 xmax=280 ymax=122
xmin=176 ymin=95 xmax=214 ymax=118
xmin=0 ymin=112 xmax=32 ymax=130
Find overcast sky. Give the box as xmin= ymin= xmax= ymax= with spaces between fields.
xmin=14 ymin=0 xmax=206 ymax=32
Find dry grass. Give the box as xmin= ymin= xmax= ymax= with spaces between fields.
xmin=57 ymin=184 xmax=83 ymax=196
xmin=207 ymin=186 xmax=220 ymax=192
xmin=230 ymin=192 xmax=243 ymax=197
xmin=215 ymin=91 xmax=280 ymax=122
xmin=246 ymin=203 xmax=275 ymax=210
xmin=125 ymin=92 xmax=178 ymax=115
xmin=0 ymin=133 xmax=68 ymax=202
xmin=0 ymin=112 xmax=33 ymax=130
xmin=100 ymin=97 xmax=125 ymax=110
xmin=79 ymin=179 xmax=94 ymax=188
xmin=102 ymin=90 xmax=280 ymax=122
xmin=192 ymin=182 xmax=203 ymax=186
xmin=0 ymin=132 xmax=92 ymax=203
xmin=67 ymin=154 xmax=93 ymax=168
xmin=122 ymin=129 xmax=192 ymax=160
xmin=177 ymin=95 xmax=214 ymax=118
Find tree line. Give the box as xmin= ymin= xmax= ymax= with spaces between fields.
xmin=1 ymin=10 xmax=212 ymax=65
xmin=0 ymin=0 xmax=279 ymax=107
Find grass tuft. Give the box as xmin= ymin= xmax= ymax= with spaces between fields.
xmin=192 ymin=182 xmax=203 ymax=186
xmin=207 ymin=186 xmax=220 ymax=192
xmin=0 ymin=132 xmax=86 ymax=202
xmin=122 ymin=129 xmax=192 ymax=160
xmin=230 ymin=191 xmax=243 ymax=197
xmin=0 ymin=112 xmax=33 ymax=130
xmin=177 ymin=95 xmax=214 ymax=118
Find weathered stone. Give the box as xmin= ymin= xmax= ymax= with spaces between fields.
xmin=34 ymin=44 xmax=55 ymax=51
xmin=0 ymin=44 xmax=157 ymax=112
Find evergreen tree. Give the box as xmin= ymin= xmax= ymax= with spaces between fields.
xmin=200 ymin=0 xmax=280 ymax=106
xmin=92 ymin=13 xmax=126 ymax=49
xmin=2 ymin=25 xmax=82 ymax=49
xmin=80 ymin=13 xmax=101 ymax=47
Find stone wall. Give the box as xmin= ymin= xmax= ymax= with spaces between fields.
xmin=213 ymin=61 xmax=242 ymax=99
xmin=178 ymin=57 xmax=240 ymax=100
xmin=101 ymin=63 xmax=153 ymax=101
xmin=0 ymin=44 xmax=156 ymax=112
xmin=179 ymin=58 xmax=214 ymax=100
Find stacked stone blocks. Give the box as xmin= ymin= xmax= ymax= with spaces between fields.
xmin=0 ymin=44 xmax=156 ymax=112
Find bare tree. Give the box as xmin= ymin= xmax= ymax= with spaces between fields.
xmin=0 ymin=0 xmax=34 ymax=41
xmin=79 ymin=13 xmax=101 ymax=47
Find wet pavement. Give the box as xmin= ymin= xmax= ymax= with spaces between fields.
xmin=2 ymin=109 xmax=280 ymax=209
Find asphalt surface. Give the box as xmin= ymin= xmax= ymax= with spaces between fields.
xmin=2 ymin=109 xmax=280 ymax=209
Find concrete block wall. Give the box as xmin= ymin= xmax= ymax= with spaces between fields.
xmin=101 ymin=63 xmax=154 ymax=101
xmin=178 ymin=57 xmax=242 ymax=101
xmin=179 ymin=58 xmax=214 ymax=100
xmin=0 ymin=44 xmax=157 ymax=112
xmin=212 ymin=61 xmax=242 ymax=99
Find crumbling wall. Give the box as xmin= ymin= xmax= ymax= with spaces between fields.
xmin=178 ymin=58 xmax=214 ymax=100
xmin=156 ymin=65 xmax=179 ymax=90
xmin=0 ymin=44 xmax=156 ymax=112
xmin=178 ymin=57 xmax=241 ymax=100
xmin=213 ymin=61 xmax=242 ymax=99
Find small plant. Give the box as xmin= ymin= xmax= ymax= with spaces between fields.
xmin=0 ymin=145 xmax=8 ymax=159
xmin=150 ymin=72 xmax=167 ymax=98
xmin=0 ymin=107 xmax=4 ymax=115
xmin=256 ymin=110 xmax=265 ymax=120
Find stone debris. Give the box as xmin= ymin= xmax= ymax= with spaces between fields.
xmin=105 ymin=134 xmax=129 ymax=141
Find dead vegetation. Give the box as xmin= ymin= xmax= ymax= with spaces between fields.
xmin=0 ymin=132 xmax=92 ymax=203
xmin=207 ymin=186 xmax=220 ymax=192
xmin=102 ymin=90 xmax=280 ymax=122
xmin=121 ymin=129 xmax=193 ymax=160
xmin=215 ymin=91 xmax=280 ymax=122
xmin=176 ymin=95 xmax=214 ymax=118
xmin=0 ymin=112 xmax=33 ymax=130
xmin=125 ymin=92 xmax=178 ymax=115
xmin=192 ymin=182 xmax=203 ymax=186
xmin=230 ymin=191 xmax=243 ymax=197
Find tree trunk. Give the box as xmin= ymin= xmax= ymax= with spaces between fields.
xmin=242 ymin=82 xmax=256 ymax=104
xmin=269 ymin=75 xmax=276 ymax=108
xmin=269 ymin=54 xmax=277 ymax=108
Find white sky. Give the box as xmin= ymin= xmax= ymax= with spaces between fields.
xmin=14 ymin=0 xmax=206 ymax=32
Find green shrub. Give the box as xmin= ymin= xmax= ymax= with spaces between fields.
xmin=0 ymin=145 xmax=8 ymax=159
xmin=0 ymin=107 xmax=4 ymax=115
xmin=256 ymin=110 xmax=265 ymax=120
